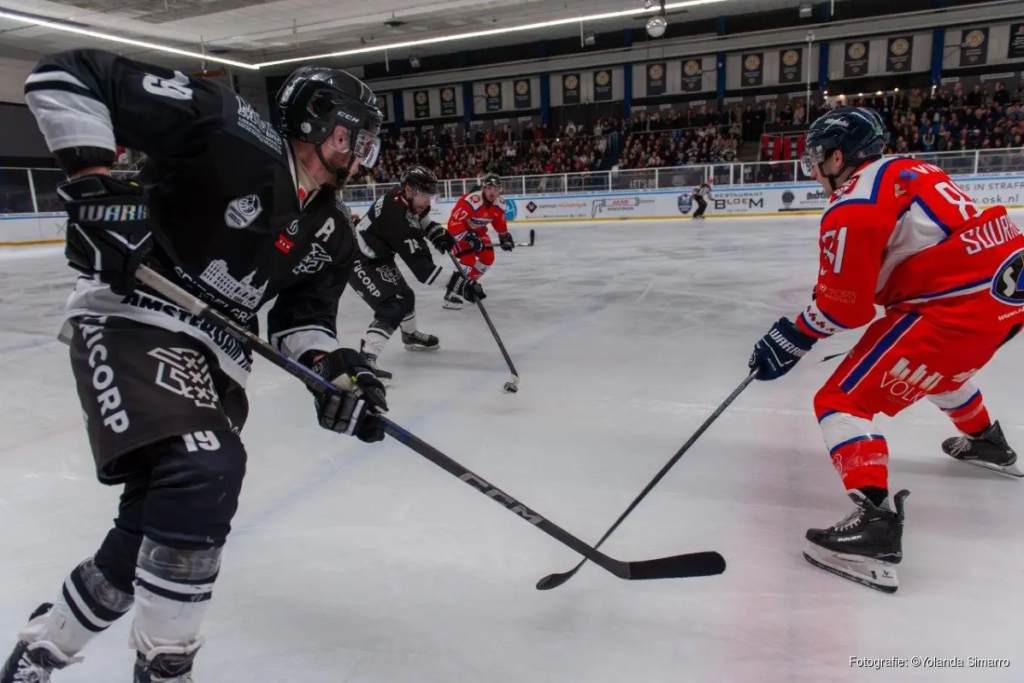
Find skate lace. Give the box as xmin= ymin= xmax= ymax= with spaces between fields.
xmin=831 ymin=506 xmax=866 ymax=532
xmin=410 ymin=331 xmax=431 ymax=342
xmin=948 ymin=436 xmax=974 ymax=457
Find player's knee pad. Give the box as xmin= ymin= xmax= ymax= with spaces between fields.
xmin=399 ymin=282 xmax=416 ymax=311
xmin=141 ymin=431 xmax=247 ymax=549
xmin=374 ymin=294 xmax=409 ymax=329
xmin=94 ymin=527 xmax=145 ymax=595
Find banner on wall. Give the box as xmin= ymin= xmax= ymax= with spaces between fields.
xmin=779 ymin=48 xmax=802 ymax=83
xmin=646 ymin=63 xmax=667 ymax=96
xmin=1007 ymin=23 xmax=1024 ymax=59
xmin=413 ymin=90 xmax=429 ymax=119
xmin=562 ymin=73 xmax=581 ymax=104
xmin=485 ymin=82 xmax=502 ymax=111
xmin=960 ymin=27 xmax=989 ymax=67
xmin=886 ymin=36 xmax=913 ymax=72
xmin=593 ymin=70 xmax=613 ymax=100
xmin=741 ymin=53 xmax=763 ymax=86
xmin=681 ymin=59 xmax=703 ymax=92
xmin=440 ymin=87 xmax=457 ymax=116
xmin=844 ymin=41 xmax=869 ymax=78
xmin=761 ymin=134 xmax=806 ymax=161
xmin=514 ymin=79 xmax=531 ymax=109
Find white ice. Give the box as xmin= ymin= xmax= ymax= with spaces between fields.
xmin=1 ymin=217 xmax=1022 ymax=683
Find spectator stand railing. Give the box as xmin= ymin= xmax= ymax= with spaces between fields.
xmin=337 ymin=148 xmax=1024 ymax=204
xmin=0 ymin=149 xmax=1021 ymax=216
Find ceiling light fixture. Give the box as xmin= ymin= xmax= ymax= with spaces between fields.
xmin=0 ymin=9 xmax=257 ymax=69
xmin=254 ymin=0 xmax=730 ymax=68
xmin=0 ymin=0 xmax=728 ymax=71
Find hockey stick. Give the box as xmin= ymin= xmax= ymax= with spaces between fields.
xmin=821 ymin=350 xmax=849 ymax=362
xmin=535 ymin=371 xmax=756 ymax=591
xmin=452 ymin=229 xmax=534 ymax=258
xmin=133 ymin=265 xmax=725 ymax=583
xmin=447 ymin=252 xmax=521 ymax=394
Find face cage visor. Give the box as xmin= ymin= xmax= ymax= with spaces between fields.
xmin=799 ymin=144 xmax=829 ymax=177
xmin=351 ymin=128 xmax=381 ymax=169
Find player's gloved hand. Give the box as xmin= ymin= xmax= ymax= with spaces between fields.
xmin=748 ymin=317 xmax=816 ymax=381
xmin=446 ymin=271 xmax=486 ymax=303
xmin=463 ymin=232 xmax=485 ymax=253
xmin=498 ymin=231 xmax=515 ymax=252
xmin=58 ymin=173 xmax=154 ymax=296
xmin=302 ymin=349 xmax=388 ymax=443
xmin=425 ymin=222 xmax=456 ymax=254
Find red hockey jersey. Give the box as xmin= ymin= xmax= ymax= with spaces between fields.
xmin=795 ymin=156 xmax=1024 ymax=339
xmin=447 ymin=191 xmax=509 ymax=240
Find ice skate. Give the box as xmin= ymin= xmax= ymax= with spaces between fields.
xmin=803 ymin=489 xmax=909 ymax=594
xmin=942 ymin=421 xmax=1022 ymax=478
xmin=442 ymin=293 xmax=463 ymax=310
xmin=133 ymin=642 xmax=201 ymax=683
xmin=0 ymin=604 xmax=80 ymax=683
xmin=402 ymin=330 xmax=439 ymax=351
xmin=362 ymin=353 xmax=393 ymax=384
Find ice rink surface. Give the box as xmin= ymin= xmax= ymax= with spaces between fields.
xmin=1 ymin=216 xmax=1022 ymax=682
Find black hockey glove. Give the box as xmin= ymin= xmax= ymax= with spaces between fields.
xmin=425 ymin=222 xmax=456 ymax=254
xmin=302 ymin=349 xmax=388 ymax=443
xmin=58 ymin=173 xmax=154 ymax=296
xmin=498 ymin=231 xmax=515 ymax=252
xmin=463 ymin=232 xmax=485 ymax=253
xmin=748 ymin=317 xmax=817 ymax=381
xmin=446 ymin=271 xmax=486 ymax=303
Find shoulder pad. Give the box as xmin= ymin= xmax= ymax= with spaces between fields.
xmin=827 ymin=157 xmax=895 ymax=209
xmin=495 ymin=196 xmax=507 ymax=210
xmin=464 ymin=193 xmax=484 ymax=209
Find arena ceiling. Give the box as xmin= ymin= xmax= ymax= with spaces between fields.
xmin=0 ymin=0 xmax=820 ymax=71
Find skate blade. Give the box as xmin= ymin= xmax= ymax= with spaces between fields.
xmin=955 ymin=458 xmax=1024 ymax=479
xmin=404 ymin=343 xmax=439 ymax=352
xmin=803 ymin=543 xmax=899 ymax=594
xmin=442 ymin=303 xmax=462 ymax=310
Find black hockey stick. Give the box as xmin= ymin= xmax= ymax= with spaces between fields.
xmin=447 ymin=252 xmax=520 ymax=393
xmin=133 ymin=266 xmax=725 ymax=583
xmin=821 ymin=350 xmax=849 ymax=362
xmin=452 ymin=229 xmax=534 ymax=258
xmin=535 ymin=371 xmax=755 ymax=591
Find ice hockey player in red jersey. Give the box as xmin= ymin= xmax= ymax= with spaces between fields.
xmin=748 ymin=106 xmax=1024 ymax=593
xmin=444 ymin=172 xmax=513 ymax=309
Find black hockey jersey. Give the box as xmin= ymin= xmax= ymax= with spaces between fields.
xmin=693 ymin=183 xmax=712 ymax=198
xmin=355 ymin=187 xmax=451 ymax=288
xmin=24 ymin=49 xmax=357 ymax=388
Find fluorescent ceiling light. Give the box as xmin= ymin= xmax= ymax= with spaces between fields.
xmin=0 ymin=0 xmax=728 ymax=71
xmin=0 ymin=9 xmax=258 ymax=69
xmin=254 ymin=0 xmax=730 ymax=67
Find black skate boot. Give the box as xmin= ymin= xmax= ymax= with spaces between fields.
xmin=133 ymin=643 xmax=200 ymax=683
xmin=942 ymin=421 xmax=1021 ymax=478
xmin=402 ymin=330 xmax=439 ymax=351
xmin=442 ymin=293 xmax=463 ymax=310
xmin=803 ymin=489 xmax=909 ymax=594
xmin=362 ymin=353 xmax=393 ymax=384
xmin=0 ymin=603 xmax=80 ymax=683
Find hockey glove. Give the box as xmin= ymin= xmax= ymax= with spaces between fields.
xmin=425 ymin=222 xmax=456 ymax=254
xmin=463 ymin=232 xmax=485 ymax=253
xmin=749 ymin=317 xmax=817 ymax=381
xmin=303 ymin=349 xmax=388 ymax=443
xmin=498 ymin=231 xmax=515 ymax=252
xmin=446 ymin=271 xmax=486 ymax=303
xmin=58 ymin=173 xmax=154 ymax=296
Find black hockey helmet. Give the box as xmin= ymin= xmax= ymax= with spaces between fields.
xmin=401 ymin=166 xmax=438 ymax=195
xmin=801 ymin=106 xmax=887 ymax=190
xmin=276 ymin=66 xmax=384 ymax=181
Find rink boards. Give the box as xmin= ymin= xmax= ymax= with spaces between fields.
xmin=3 ymin=174 xmax=1024 ymax=247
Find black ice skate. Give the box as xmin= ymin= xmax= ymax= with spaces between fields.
xmin=942 ymin=421 xmax=1022 ymax=478
xmin=402 ymin=330 xmax=439 ymax=351
xmin=0 ymin=603 xmax=79 ymax=683
xmin=133 ymin=644 xmax=199 ymax=683
xmin=803 ymin=489 xmax=909 ymax=594
xmin=362 ymin=353 xmax=393 ymax=384
xmin=442 ymin=293 xmax=463 ymax=310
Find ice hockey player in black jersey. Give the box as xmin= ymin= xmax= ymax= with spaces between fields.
xmin=2 ymin=49 xmax=387 ymax=683
xmin=349 ymin=166 xmax=484 ymax=381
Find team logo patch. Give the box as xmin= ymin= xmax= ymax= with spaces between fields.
xmin=224 ymin=194 xmax=262 ymax=228
xmin=149 ymin=347 xmax=219 ymax=409
xmin=377 ymin=264 xmax=402 ymax=285
xmin=292 ymin=243 xmax=333 ymax=275
xmin=991 ymin=249 xmax=1024 ymax=305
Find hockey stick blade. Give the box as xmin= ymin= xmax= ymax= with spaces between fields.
xmin=516 ymin=228 xmax=536 ymax=247
xmin=537 ymin=550 xmax=725 ymax=589
xmin=821 ymin=350 xmax=849 ymax=363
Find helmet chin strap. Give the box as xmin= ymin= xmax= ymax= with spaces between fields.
xmin=315 ymin=136 xmax=354 ymax=185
